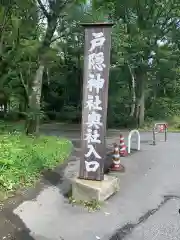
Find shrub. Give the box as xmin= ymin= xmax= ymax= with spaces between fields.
xmin=146 ymin=97 xmax=180 ymax=119
xmin=0 ymin=133 xmax=72 ymax=193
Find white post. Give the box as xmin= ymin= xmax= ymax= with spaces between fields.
xmin=128 ymin=130 xmax=140 ymax=154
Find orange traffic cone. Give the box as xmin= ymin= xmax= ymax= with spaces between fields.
xmin=110 ymin=143 xmax=125 ymax=172
xmin=119 ymin=134 xmax=128 ymax=157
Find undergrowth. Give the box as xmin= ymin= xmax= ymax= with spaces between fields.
xmin=0 ymin=121 xmax=72 ymax=199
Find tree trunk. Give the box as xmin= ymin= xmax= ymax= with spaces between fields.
xmin=135 ymin=69 xmax=146 ymax=127
xmin=25 ymin=13 xmax=58 ymax=135
xmin=127 ymin=63 xmax=136 ymax=117
xmin=138 ymin=78 xmax=145 ymax=127
xmin=26 ymin=64 xmax=44 ymax=135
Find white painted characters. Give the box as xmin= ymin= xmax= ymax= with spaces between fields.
xmin=85 ymin=145 xmax=101 ymax=159
xmin=85 ymin=129 xmax=101 ymax=144
xmin=84 ymin=31 xmax=106 ymax=173
xmin=85 ymin=161 xmax=100 ymax=172
xmin=85 ymin=95 xmax=102 ymax=111
xmin=86 ymin=111 xmax=102 ymax=129
xmin=89 ymin=32 xmax=106 ymax=52
xmin=88 ymin=52 xmax=106 ymax=71
xmin=87 ymin=73 xmax=105 ymax=94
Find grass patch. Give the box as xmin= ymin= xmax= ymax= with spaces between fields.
xmin=139 ymin=116 xmax=180 ymax=132
xmin=69 ymin=196 xmax=102 ymax=212
xmin=67 ymin=189 xmax=102 ymax=212
xmin=0 ymin=120 xmax=25 ymax=133
xmin=0 ymin=121 xmax=72 ymax=199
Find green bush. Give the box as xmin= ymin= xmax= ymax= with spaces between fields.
xmin=0 ymin=120 xmax=25 ymax=132
xmin=166 ymin=116 xmax=180 ymax=129
xmin=60 ymin=105 xmax=81 ymax=123
xmin=146 ymin=97 xmax=180 ymax=119
xmin=0 ymin=133 xmax=72 ymax=193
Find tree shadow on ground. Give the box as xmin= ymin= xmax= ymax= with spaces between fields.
xmin=12 ymin=229 xmax=35 ymax=240
xmin=1 ymin=207 xmax=35 ymax=240
xmin=42 ymin=169 xmax=64 ymax=186
xmin=41 ymin=146 xmax=113 ymax=197
xmin=41 ymin=166 xmax=74 ymax=199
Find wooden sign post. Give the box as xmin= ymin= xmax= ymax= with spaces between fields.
xmin=79 ymin=23 xmax=113 ymax=181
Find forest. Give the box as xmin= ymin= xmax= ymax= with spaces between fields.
xmin=0 ymin=0 xmax=180 ymax=133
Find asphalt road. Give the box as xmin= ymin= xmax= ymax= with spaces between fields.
xmin=1 ymin=129 xmax=180 ymax=240
xmin=124 ymin=198 xmax=180 ymax=240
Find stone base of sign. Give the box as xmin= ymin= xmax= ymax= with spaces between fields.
xmin=71 ymin=174 xmax=120 ymax=202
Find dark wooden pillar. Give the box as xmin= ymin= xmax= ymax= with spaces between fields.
xmin=79 ymin=23 xmax=113 ymax=181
